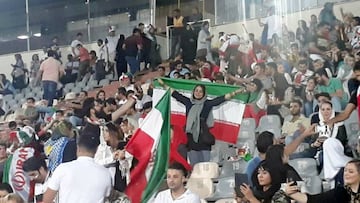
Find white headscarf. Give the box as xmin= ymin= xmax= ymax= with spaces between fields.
xmin=318 ymin=108 xmax=343 ymax=138
xmin=323 ymin=138 xmax=352 ymax=180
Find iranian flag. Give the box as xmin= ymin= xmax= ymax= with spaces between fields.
xmin=125 ymin=89 xmax=171 ymax=203
xmin=153 ymin=78 xmax=249 ymax=144
xmin=3 ymin=147 xmax=35 ymax=202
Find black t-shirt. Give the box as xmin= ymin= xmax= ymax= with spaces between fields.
xmin=349 ymin=91 xmax=358 ymax=107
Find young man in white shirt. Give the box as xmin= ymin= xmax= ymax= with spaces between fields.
xmin=23 ymin=157 xmax=50 ymax=202
xmin=43 ymin=131 xmax=112 ymax=203
xmin=153 ymin=163 xmax=200 ymax=203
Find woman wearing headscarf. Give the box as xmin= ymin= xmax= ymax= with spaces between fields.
xmin=197 ymin=21 xmax=214 ymax=63
xmin=115 ymin=34 xmax=127 ymax=76
xmin=310 ymin=101 xmax=350 ymax=155
xmin=158 ymin=78 xmax=244 ymax=166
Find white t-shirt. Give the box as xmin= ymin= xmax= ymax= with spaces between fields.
xmin=70 ymin=39 xmax=83 ymax=56
xmin=263 ymin=15 xmax=281 ymax=40
xmin=106 ymin=35 xmax=119 ymax=55
xmin=47 ymin=156 xmax=112 ymax=203
xmin=152 ymin=189 xmax=201 ymax=203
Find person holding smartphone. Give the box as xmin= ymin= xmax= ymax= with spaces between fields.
xmin=240 ymin=161 xmax=291 ymax=203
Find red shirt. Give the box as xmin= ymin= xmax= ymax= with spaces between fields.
xmin=79 ymin=47 xmax=90 ymax=62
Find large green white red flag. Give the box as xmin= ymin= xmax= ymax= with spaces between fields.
xmin=154 ymin=78 xmax=248 ymax=144
xmin=3 ymin=147 xmax=35 ymax=202
xmin=125 ymin=89 xmax=171 ymax=203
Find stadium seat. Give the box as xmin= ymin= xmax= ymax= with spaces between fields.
xmin=191 ymin=162 xmax=220 ymax=179
xmin=289 ymin=158 xmax=322 ymax=194
xmin=3 ymin=94 xmax=13 ymax=102
xmin=64 ymin=83 xmax=75 ymax=92
xmin=87 ymin=80 xmax=99 ymax=88
xmin=99 ymin=79 xmax=110 ymax=86
xmin=105 ymin=74 xmax=115 ymax=80
xmin=25 ymin=92 xmax=36 ymax=99
xmin=257 ymin=115 xmax=281 ymax=133
xmin=206 ymin=176 xmax=235 ymax=201
xmin=215 ymin=198 xmax=236 ymax=203
xmin=288 ymin=158 xmax=318 ymax=177
xmin=14 ymin=93 xmax=25 ymax=101
xmin=218 ymin=160 xmax=247 ymax=178
xmin=240 ymin=118 xmax=256 ymax=131
xmin=302 ymin=176 xmax=322 ymax=195
xmin=186 ymin=178 xmax=214 ymax=199
xmin=266 ymin=128 xmax=282 ymax=139
xmin=72 ymin=86 xmax=82 ymax=94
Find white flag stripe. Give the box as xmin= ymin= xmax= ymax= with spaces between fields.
xmin=138 ymin=107 xmax=164 ymax=152
xmin=153 ymin=89 xmax=245 ymax=125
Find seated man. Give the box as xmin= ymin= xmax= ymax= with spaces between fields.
xmin=153 ymin=162 xmax=200 ymax=203
xmin=169 ymin=60 xmax=190 ymax=78
xmin=282 ymin=99 xmax=310 ymax=144
xmin=315 ymin=68 xmax=347 ymax=111
xmin=15 ymin=97 xmax=39 ymax=124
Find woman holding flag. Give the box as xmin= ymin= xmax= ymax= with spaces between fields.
xmin=158 ymin=78 xmax=244 ymax=166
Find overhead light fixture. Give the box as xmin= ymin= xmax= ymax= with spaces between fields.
xmin=17 ymin=35 xmax=29 ymax=40
xmin=33 ymin=33 xmax=41 ymax=37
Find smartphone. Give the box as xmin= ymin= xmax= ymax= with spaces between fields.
xmin=234 ymin=186 xmax=244 ymax=198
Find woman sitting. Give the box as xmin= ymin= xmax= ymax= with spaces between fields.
xmin=285 ymin=159 xmax=360 ymax=203
xmin=0 ymin=74 xmax=15 ymax=95
xmin=253 ymin=144 xmax=302 ymax=184
xmin=240 ymin=161 xmax=290 ymax=203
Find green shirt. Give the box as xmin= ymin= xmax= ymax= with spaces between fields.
xmin=317 ymin=78 xmax=347 ymax=102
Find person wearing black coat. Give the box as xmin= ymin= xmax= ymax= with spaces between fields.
xmin=158 ymin=79 xmax=244 ymax=166
xmin=285 ymin=159 xmax=360 ymax=203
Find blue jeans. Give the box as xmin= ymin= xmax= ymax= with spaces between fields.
xmin=125 ymin=56 xmax=140 ymax=75
xmin=42 ymin=81 xmax=57 ymax=106
xmin=188 ymin=150 xmax=211 ymax=166
xmin=304 ymin=101 xmax=314 ymax=118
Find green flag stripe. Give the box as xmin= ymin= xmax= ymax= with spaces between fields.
xmin=154 ymin=77 xmax=250 ymax=102
xmin=142 ymin=89 xmax=171 ymax=202
xmin=2 ymin=155 xmax=13 ymax=183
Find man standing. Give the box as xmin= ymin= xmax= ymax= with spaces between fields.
xmin=75 ymin=44 xmax=90 ymax=81
xmin=23 ymin=157 xmax=50 ymax=202
xmin=153 ymin=163 xmax=200 ymax=203
xmin=43 ymin=132 xmax=112 ymax=203
xmin=123 ymin=28 xmax=142 ymax=75
xmin=105 ymin=26 xmax=119 ymax=77
xmin=71 ymin=32 xmax=83 ymax=57
xmin=37 ymin=50 xmax=64 ymax=106
xmin=167 ymin=9 xmax=186 ymax=60
xmin=327 ymin=62 xmax=360 ymax=125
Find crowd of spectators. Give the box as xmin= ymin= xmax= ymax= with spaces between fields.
xmin=0 ymin=2 xmax=359 ymax=203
